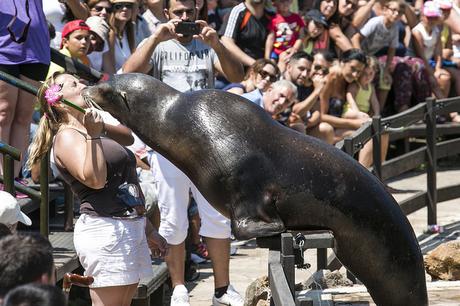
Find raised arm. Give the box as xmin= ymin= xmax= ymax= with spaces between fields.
xmin=104 ymin=123 xmax=134 ymax=146
xmin=123 ymin=21 xmax=178 ymax=73
xmin=221 ymin=36 xmax=256 ymax=67
xmin=351 ymin=32 xmax=363 ymax=49
xmin=329 ymin=24 xmax=353 ymax=52
xmin=65 ymin=0 xmax=90 ymax=20
xmin=292 ymin=75 xmax=326 ymax=117
xmin=195 ymin=20 xmax=244 ymax=83
xmin=351 ymin=0 xmax=376 ymax=29
xmin=54 ymin=112 xmax=107 ymax=189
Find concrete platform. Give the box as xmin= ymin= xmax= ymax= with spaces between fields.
xmin=186 ymin=167 xmax=460 ymax=306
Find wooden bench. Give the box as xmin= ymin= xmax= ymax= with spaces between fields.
xmin=48 ymin=231 xmax=80 ymax=282
xmin=131 ymin=259 xmax=170 ymax=306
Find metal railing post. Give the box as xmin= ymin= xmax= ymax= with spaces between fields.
xmin=40 ymin=152 xmax=50 ymax=237
xmin=426 ymin=97 xmax=437 ymax=225
xmin=372 ymin=116 xmax=382 ymax=180
xmin=3 ymin=155 xmax=15 ymax=195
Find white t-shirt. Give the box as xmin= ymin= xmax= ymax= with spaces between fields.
xmin=142 ymin=38 xmax=218 ymax=92
xmin=412 ymin=22 xmax=440 ymax=60
xmin=114 ymin=31 xmax=132 ymax=72
xmin=43 ymin=0 xmax=66 ymax=49
xmin=359 ymin=16 xmax=399 ymax=55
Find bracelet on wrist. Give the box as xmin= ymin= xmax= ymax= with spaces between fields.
xmin=102 ymin=122 xmax=108 ymax=137
xmin=86 ymin=136 xmax=101 ymax=141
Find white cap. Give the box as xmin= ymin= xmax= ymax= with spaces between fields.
xmin=0 ymin=191 xmax=32 ymax=226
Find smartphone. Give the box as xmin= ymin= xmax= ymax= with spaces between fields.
xmin=175 ymin=22 xmax=201 ymax=36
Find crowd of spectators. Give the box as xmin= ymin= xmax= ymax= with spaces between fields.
xmin=1 ymin=0 xmax=460 ymax=305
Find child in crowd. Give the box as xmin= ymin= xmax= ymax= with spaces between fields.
xmin=301 ymin=9 xmax=328 ymax=55
xmin=343 ymin=56 xmax=380 ymax=121
xmin=412 ymin=1 xmax=450 ymax=98
xmin=265 ymin=0 xmax=305 ymax=61
xmin=46 ymin=20 xmax=91 ymax=79
xmin=351 ymin=0 xmax=402 ymax=89
xmin=85 ymin=16 xmax=110 ymax=72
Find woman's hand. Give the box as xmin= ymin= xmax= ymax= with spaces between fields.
xmin=83 ymin=109 xmax=104 ymax=137
xmin=147 ymin=230 xmax=169 ymax=258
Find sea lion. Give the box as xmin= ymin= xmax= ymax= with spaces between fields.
xmin=82 ymin=73 xmax=428 ymax=306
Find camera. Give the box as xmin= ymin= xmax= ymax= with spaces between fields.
xmin=175 ymin=22 xmax=201 ymax=36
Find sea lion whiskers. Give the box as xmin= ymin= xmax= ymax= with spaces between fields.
xmin=82 ymin=94 xmax=103 ymax=110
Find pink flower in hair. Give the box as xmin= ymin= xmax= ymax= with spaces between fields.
xmin=44 ymin=84 xmax=62 ymax=106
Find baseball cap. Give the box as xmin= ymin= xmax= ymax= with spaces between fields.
xmin=305 ymin=9 xmax=329 ymax=28
xmin=434 ymin=0 xmax=453 ymax=10
xmin=85 ymin=16 xmax=110 ymax=45
xmin=423 ymin=1 xmax=442 ymax=17
xmin=60 ymin=19 xmax=91 ymax=49
xmin=0 ymin=191 xmax=32 ymax=226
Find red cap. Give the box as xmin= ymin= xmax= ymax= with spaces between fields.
xmin=60 ymin=20 xmax=91 ymax=49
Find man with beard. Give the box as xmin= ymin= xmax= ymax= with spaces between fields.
xmin=282 ymin=51 xmax=334 ymax=144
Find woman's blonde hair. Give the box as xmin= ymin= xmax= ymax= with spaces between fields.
xmin=26 ymin=72 xmax=69 ymax=170
xmin=366 ymin=56 xmax=379 ymax=72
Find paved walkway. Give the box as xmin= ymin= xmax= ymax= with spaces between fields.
xmin=185 ymin=167 xmax=460 ymax=306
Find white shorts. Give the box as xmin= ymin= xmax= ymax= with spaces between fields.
xmin=151 ymin=153 xmax=231 ymax=245
xmin=74 ymin=214 xmax=153 ymax=288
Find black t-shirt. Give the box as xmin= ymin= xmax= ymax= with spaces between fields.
xmin=297 ymin=84 xmax=313 ymax=102
xmin=219 ymin=3 xmax=273 ymax=60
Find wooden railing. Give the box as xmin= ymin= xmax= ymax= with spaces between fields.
xmin=265 ymin=96 xmax=460 ymax=306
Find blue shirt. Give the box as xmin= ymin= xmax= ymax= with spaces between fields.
xmin=0 ymin=0 xmax=50 ymax=65
xmin=242 ymin=89 xmax=263 ymax=108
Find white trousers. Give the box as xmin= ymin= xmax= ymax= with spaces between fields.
xmin=151 ymin=153 xmax=231 ymax=245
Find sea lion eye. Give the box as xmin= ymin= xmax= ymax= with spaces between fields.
xmin=119 ymin=91 xmax=130 ymax=111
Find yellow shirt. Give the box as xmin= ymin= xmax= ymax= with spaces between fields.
xmin=343 ymin=83 xmax=372 ymax=115
xmin=46 ymin=47 xmax=91 ymax=79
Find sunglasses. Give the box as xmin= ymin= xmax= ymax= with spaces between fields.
xmin=113 ymin=2 xmax=133 ymax=10
xmin=259 ymin=70 xmax=278 ymax=82
xmin=92 ymin=5 xmax=113 ymax=13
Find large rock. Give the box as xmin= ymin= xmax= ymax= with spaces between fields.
xmin=296 ymin=269 xmax=353 ymax=291
xmin=244 ymin=275 xmax=270 ymax=306
xmin=425 ymin=241 xmax=460 ymax=280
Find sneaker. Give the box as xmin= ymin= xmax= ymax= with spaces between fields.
xmin=171 ymin=284 xmax=190 ymax=306
xmin=212 ymin=284 xmax=244 ymax=306
xmin=192 ymin=242 xmax=210 ymax=260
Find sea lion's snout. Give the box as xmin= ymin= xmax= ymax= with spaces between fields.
xmin=229 ymin=187 xmax=286 ymax=240
xmin=81 ymin=83 xmax=112 ymax=109
xmin=231 ymin=217 xmax=285 ymax=240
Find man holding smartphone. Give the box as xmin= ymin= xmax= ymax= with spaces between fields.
xmin=123 ymin=0 xmax=244 ymax=305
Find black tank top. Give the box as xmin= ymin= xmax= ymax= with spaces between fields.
xmin=54 ymin=130 xmax=144 ymax=217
